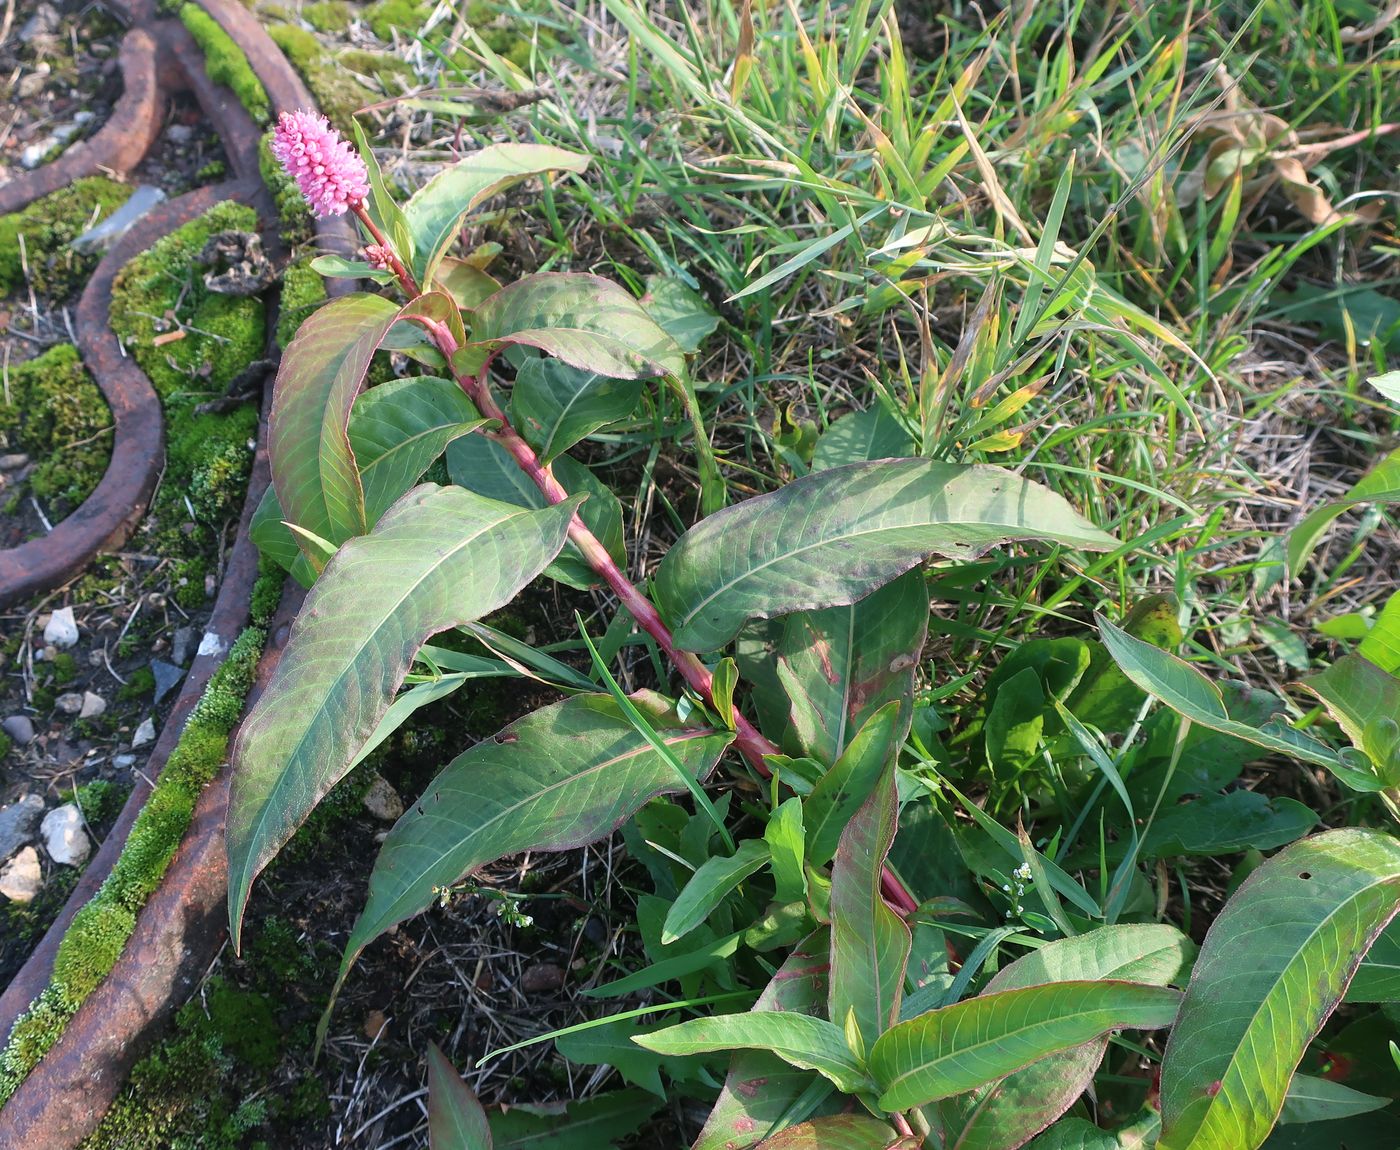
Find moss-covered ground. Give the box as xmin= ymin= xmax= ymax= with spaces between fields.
xmin=179 ymin=4 xmax=271 ymax=127
xmin=0 ymin=178 xmax=132 ymax=298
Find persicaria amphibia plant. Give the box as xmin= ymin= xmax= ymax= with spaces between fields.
xmin=228 ymin=115 xmax=1400 ymax=1148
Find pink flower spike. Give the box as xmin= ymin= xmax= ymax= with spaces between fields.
xmin=269 ymin=110 xmax=370 ymax=219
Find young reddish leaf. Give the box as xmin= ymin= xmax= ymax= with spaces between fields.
xmin=1158 ymin=829 xmax=1400 ymax=1150
xmin=655 ymin=460 xmax=1118 ymax=652
xmin=427 ymin=1043 xmax=491 ymax=1150
xmin=829 ymin=754 xmax=910 ymax=1047
xmin=227 ymin=486 xmax=579 ymax=948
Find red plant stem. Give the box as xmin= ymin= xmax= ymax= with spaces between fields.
xmin=370 ymin=223 xmax=921 ymax=918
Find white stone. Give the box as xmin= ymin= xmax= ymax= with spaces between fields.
xmin=55 ymin=692 xmax=84 ymax=715
xmin=79 ymin=691 xmax=107 ymax=719
xmin=197 ymin=630 xmax=226 ymax=658
xmin=0 ymin=847 xmax=42 ymax=902
xmin=362 ymin=774 xmax=404 ymax=822
xmin=43 ymin=606 xmax=79 ymax=649
xmin=131 ymin=717 xmax=157 ymax=748
xmin=41 ymin=804 xmax=90 ymax=866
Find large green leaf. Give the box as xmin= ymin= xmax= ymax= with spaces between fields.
xmin=469 ymin=273 xmax=686 ymax=380
xmin=634 ymin=1012 xmax=870 ymax=1095
xmin=509 ymin=357 xmax=643 ymax=464
xmin=1287 ymin=446 xmax=1400 ymax=576
xmin=269 ymin=292 xmax=398 ymax=558
xmin=655 ymin=460 xmax=1117 ymax=652
xmin=663 ymin=838 xmax=771 ymax=945
xmin=936 ymin=925 xmax=1193 ymax=1150
xmin=348 ymin=376 xmax=485 ymax=524
xmin=830 ymin=759 xmax=910 ymax=1048
xmin=1158 ymin=828 xmax=1400 ymax=1150
xmin=404 ymin=142 xmax=590 ymax=287
xmin=343 ymin=692 xmax=732 ymax=974
xmin=693 ymin=932 xmax=836 ymax=1150
xmin=811 ymin=405 xmax=915 ymax=472
xmin=1139 ymin=790 xmax=1318 ymax=858
xmin=227 ymin=485 xmax=578 ymax=946
xmin=1356 ymin=590 xmax=1400 ymax=674
xmin=427 ymin=1043 xmax=491 ymax=1150
xmin=1277 ymin=1074 xmax=1390 ymax=1125
xmin=447 ymin=434 xmax=625 ymax=591
xmin=488 ymin=1089 xmax=661 ymax=1149
xmin=754 ymin=1115 xmax=911 ymax=1148
xmin=869 ymin=981 xmax=1181 ymax=1111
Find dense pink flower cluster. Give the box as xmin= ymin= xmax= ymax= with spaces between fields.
xmin=269 ymin=110 xmax=370 ymax=218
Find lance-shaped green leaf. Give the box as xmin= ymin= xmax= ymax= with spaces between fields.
xmin=1278 ymin=1074 xmax=1390 ymax=1125
xmin=655 ymin=460 xmax=1118 ymax=651
xmin=1157 ymin=828 xmax=1400 ymax=1150
xmin=509 ymin=357 xmax=644 ymax=464
xmin=869 ymin=981 xmax=1181 ymax=1111
xmin=755 ymin=1115 xmax=913 ymax=1149
xmin=343 ymin=692 xmax=733 ymax=976
xmin=269 ymin=292 xmax=397 ymax=557
xmin=1096 ymin=617 xmax=1363 ymax=780
xmin=1287 ymin=446 xmax=1400 ymax=576
xmin=634 ymin=1012 xmax=870 ymax=1095
xmin=1298 ymin=654 xmax=1400 ymax=786
xmin=938 ymin=925 xmax=1195 ymax=1150
xmin=811 ymin=405 xmax=915 ymax=472
xmin=227 ymin=485 xmax=579 ymax=947
xmin=427 ymin=1043 xmax=491 ymax=1150
xmin=663 ymin=839 xmax=771 ymax=945
xmin=694 ymin=932 xmax=835 ymax=1150
xmin=404 ymin=143 xmax=590 ymax=288
xmin=805 ymin=703 xmax=903 ymax=868
xmin=830 ymin=757 xmax=910 ymax=1048
xmin=348 ymin=375 xmax=486 ymax=524
xmin=468 ymin=273 xmax=686 ymax=380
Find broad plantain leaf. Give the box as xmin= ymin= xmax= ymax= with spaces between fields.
xmin=829 ymin=758 xmax=910 ymax=1048
xmin=869 ymin=981 xmax=1181 ymax=1111
xmin=509 ymin=357 xmax=643 ymax=463
xmin=348 ymin=375 xmax=485 ymax=524
xmin=344 ymin=692 xmax=733 ymax=976
xmin=227 ymin=485 xmax=578 ymax=946
xmin=404 ymin=142 xmax=590 ymax=288
xmin=428 ymin=1042 xmax=491 ymax=1150
xmin=1158 ymin=828 xmax=1400 ymax=1150
xmin=656 ymin=460 xmax=1118 ymax=651
xmin=635 ymin=1012 xmax=870 ymax=1095
xmin=468 ymin=273 xmax=686 ymax=380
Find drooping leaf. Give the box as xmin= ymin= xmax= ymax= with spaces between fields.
xmin=869 ymin=981 xmax=1181 ymax=1111
xmin=656 ymin=460 xmax=1117 ymax=651
xmin=348 ymin=375 xmax=485 ymax=524
xmin=805 ymin=702 xmax=903 ymax=869
xmin=829 ymin=759 xmax=910 ymax=1048
xmin=227 ymin=485 xmax=578 ymax=947
xmin=1287 ymin=446 xmax=1400 ymax=576
xmin=488 ymin=1089 xmax=661 ymax=1149
xmin=469 ymin=273 xmax=686 ymax=380
xmin=447 ymin=433 xmax=625 ymax=591
xmin=268 ymin=292 xmax=398 ymax=557
xmin=1357 ymin=590 xmax=1400 ymax=674
xmin=508 ymin=356 xmax=643 ymax=463
xmin=344 ymin=692 xmax=733 ymax=976
xmin=984 ymin=924 xmax=1194 ymax=992
xmin=753 ymin=1115 xmax=911 ymax=1149
xmin=1277 ymin=1073 xmax=1390 ymax=1125
xmin=663 ymin=839 xmax=771 ymax=945
xmin=693 ymin=932 xmax=836 ymax=1150
xmin=811 ymin=405 xmax=915 ymax=472
xmin=427 ymin=1043 xmax=491 ymax=1150
xmin=1158 ymin=828 xmax=1400 ymax=1150
xmin=634 ymin=1011 xmax=870 ymax=1095
xmin=404 ymin=143 xmax=590 ymax=287
xmin=1298 ymin=654 xmax=1400 ymax=785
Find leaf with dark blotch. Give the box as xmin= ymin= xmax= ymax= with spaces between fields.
xmin=656 ymin=460 xmax=1117 ymax=652
xmin=227 ymin=486 xmax=578 ymax=948
xmin=1158 ymin=828 xmax=1400 ymax=1150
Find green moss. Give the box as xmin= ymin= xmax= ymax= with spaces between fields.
xmin=0 ymin=622 xmax=270 ymax=1108
xmin=0 ymin=345 xmax=112 ymax=520
xmin=249 ymin=556 xmax=284 ymax=626
xmin=118 ymin=667 xmax=157 ymax=703
xmin=75 ymin=780 xmax=129 ymax=826
xmin=258 ymin=132 xmax=313 ymax=247
xmin=338 ymin=47 xmax=414 ymax=89
xmin=0 ymin=178 xmax=132 ymax=298
xmin=267 ymin=21 xmax=318 ymax=70
xmin=303 ymin=0 xmax=351 ymax=32
xmin=50 ymin=652 xmax=78 ymax=685
xmin=365 ymin=0 xmax=428 ymax=41
xmin=277 ymin=258 xmax=327 ymax=349
xmin=268 ymin=23 xmax=376 ymax=129
xmin=179 ymin=4 xmax=271 ymax=126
